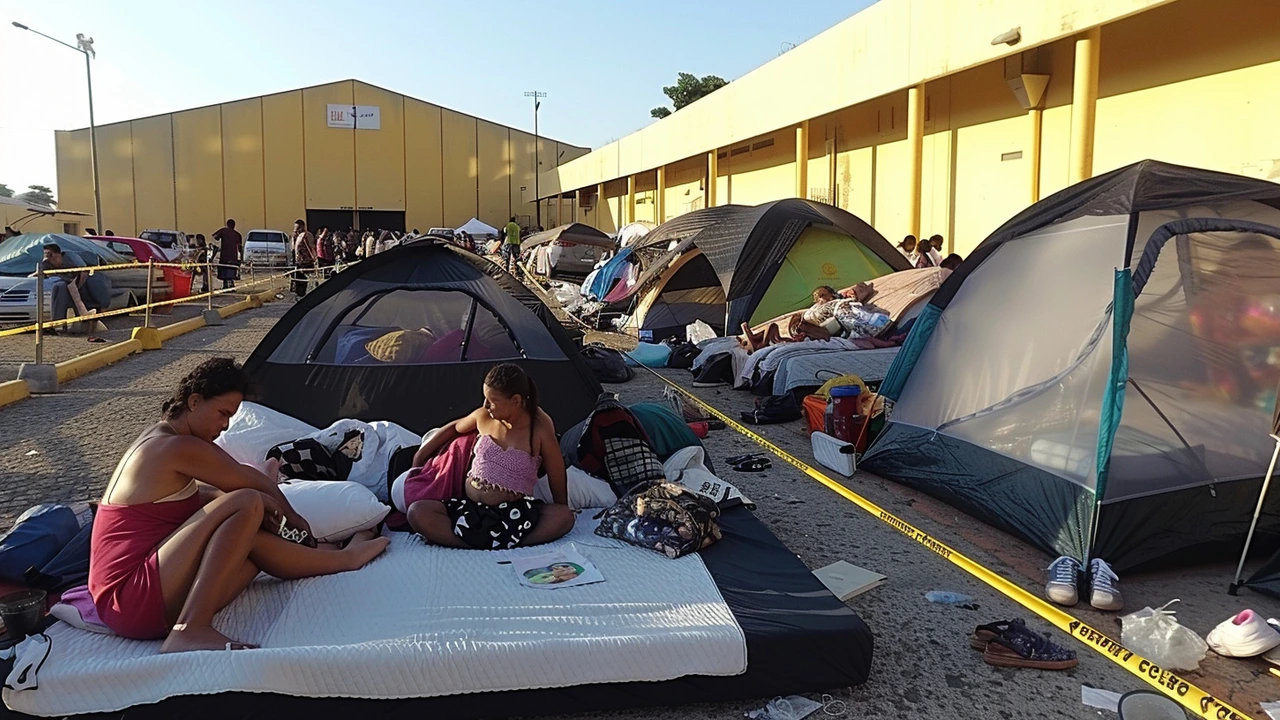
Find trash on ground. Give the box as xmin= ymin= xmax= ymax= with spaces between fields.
xmin=1261 ymin=700 xmax=1280 ymax=720
xmin=745 ymin=694 xmax=823 ymax=720
xmin=1081 ymin=685 xmax=1121 ymax=712
xmin=813 ymin=561 xmax=885 ymax=601
xmin=24 ymin=450 xmax=39 ymax=457
xmin=1121 ymin=600 xmax=1208 ymax=671
xmin=925 ymin=591 xmax=976 ymax=608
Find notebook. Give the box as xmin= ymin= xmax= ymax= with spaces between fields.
xmin=812 ymin=560 xmax=886 ymax=601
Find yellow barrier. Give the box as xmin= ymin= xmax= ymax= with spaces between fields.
xmin=0 ymin=380 xmax=30 ymax=410
xmin=55 ymin=339 xmax=144 ymax=384
xmin=647 ymin=369 xmax=1249 ymax=720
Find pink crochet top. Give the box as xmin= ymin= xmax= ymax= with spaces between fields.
xmin=470 ymin=434 xmax=540 ymax=497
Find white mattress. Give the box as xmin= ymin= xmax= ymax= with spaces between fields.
xmin=772 ymin=347 xmax=901 ymax=395
xmin=4 ymin=522 xmax=747 ymax=717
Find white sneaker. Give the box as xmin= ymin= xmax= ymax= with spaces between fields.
xmin=1088 ymin=558 xmax=1125 ymax=611
xmin=1045 ymin=556 xmax=1081 ymax=606
xmin=1207 ymin=609 xmax=1280 ymax=657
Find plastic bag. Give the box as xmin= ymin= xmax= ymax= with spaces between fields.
xmin=686 ymin=319 xmax=717 ymax=344
xmin=1120 ymin=599 xmax=1208 ymax=671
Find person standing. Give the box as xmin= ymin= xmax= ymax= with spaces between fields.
xmin=897 ymin=235 xmax=918 ymax=265
xmin=503 ymin=216 xmax=522 ymax=272
xmin=292 ymin=219 xmax=317 ymax=298
xmin=192 ymin=234 xmax=210 ymax=293
xmin=317 ymin=228 xmax=335 ymax=274
xmin=212 ymin=219 xmax=242 ymax=289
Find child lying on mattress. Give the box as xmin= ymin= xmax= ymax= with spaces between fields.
xmin=741 ymin=284 xmax=889 ymax=351
xmin=90 ymin=358 xmax=389 ymax=654
xmin=406 ymin=363 xmax=575 ymax=549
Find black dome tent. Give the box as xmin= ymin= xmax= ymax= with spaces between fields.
xmin=244 ymin=241 xmax=602 ymax=434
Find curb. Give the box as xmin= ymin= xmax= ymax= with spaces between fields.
xmin=0 ymin=293 xmax=277 ymax=412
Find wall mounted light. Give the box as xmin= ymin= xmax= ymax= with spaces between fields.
xmin=992 ymin=27 xmax=1021 ymax=46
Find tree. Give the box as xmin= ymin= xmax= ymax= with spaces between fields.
xmin=18 ymin=185 xmax=55 ymax=208
xmin=650 ymin=72 xmax=729 ymax=120
xmin=0 ymin=184 xmax=12 ymax=198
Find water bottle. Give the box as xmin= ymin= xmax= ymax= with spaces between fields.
xmin=924 ymin=591 xmax=975 ymax=605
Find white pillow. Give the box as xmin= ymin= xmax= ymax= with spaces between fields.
xmin=533 ymin=466 xmax=618 ymax=510
xmin=279 ymin=481 xmax=390 ymax=543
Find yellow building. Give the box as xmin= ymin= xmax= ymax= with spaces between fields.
xmin=55 ymin=79 xmax=588 ymax=238
xmin=541 ymin=0 xmax=1280 ymax=257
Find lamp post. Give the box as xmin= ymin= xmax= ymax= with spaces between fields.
xmin=524 ymin=90 xmax=547 ymax=229
xmin=12 ymin=22 xmax=102 ymax=233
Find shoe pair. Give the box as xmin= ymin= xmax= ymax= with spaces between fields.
xmin=1045 ymin=556 xmax=1124 ymax=611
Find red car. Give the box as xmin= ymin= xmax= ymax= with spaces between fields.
xmin=86 ymin=235 xmax=174 ymax=264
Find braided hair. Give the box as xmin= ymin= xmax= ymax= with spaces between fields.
xmin=484 ymin=363 xmax=540 ymax=447
xmin=161 ymin=358 xmax=253 ymax=420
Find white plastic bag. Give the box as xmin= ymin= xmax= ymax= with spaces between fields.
xmin=1120 ymin=599 xmax=1208 ymax=671
xmin=686 ymin=319 xmax=717 ymax=344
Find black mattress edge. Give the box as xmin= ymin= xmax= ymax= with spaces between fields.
xmin=19 ymin=509 xmax=873 ymax=720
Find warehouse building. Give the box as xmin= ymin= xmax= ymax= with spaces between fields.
xmin=539 ymin=0 xmax=1280 ymax=256
xmin=54 ymin=79 xmax=587 ymax=237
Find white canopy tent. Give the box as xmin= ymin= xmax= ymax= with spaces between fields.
xmin=616 ymin=221 xmax=655 ymax=248
xmin=456 ymin=218 xmax=500 ymax=239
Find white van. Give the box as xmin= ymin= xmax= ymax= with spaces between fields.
xmin=244 ymin=229 xmax=292 ymax=267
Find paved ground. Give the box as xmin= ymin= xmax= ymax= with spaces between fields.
xmin=1 ymin=300 xmax=1278 ymax=718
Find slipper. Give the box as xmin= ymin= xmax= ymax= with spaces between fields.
xmin=733 ymin=458 xmax=772 ymax=472
xmin=981 ymin=621 xmax=1077 ymax=670
xmin=87 ymin=336 xmax=107 ymax=344
xmin=969 ymin=620 xmax=1019 ymax=650
xmin=726 ymin=453 xmax=767 ymax=465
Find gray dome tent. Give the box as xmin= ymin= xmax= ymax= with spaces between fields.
xmin=863 ymin=160 xmax=1280 ymax=572
xmin=244 ymin=241 xmax=602 ymax=434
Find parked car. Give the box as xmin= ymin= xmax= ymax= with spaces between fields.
xmin=0 ymin=233 xmax=146 ymax=325
xmin=520 ymin=223 xmax=616 ymax=277
xmin=87 ymin=235 xmax=172 ymax=264
xmin=244 ymin=229 xmax=292 ymax=267
xmin=426 ymin=228 xmax=455 ymax=241
xmin=139 ymin=229 xmax=189 ymax=258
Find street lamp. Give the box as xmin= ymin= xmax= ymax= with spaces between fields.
xmin=524 ymin=90 xmax=547 ymax=229
xmin=12 ymin=22 xmax=102 ymax=233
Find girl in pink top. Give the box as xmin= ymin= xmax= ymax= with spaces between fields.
xmin=408 ymin=364 xmax=574 ymax=549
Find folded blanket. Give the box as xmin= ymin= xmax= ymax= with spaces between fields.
xmin=392 ymin=432 xmax=477 ymax=513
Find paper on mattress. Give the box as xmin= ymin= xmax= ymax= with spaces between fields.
xmin=4 ymin=521 xmax=746 ymax=717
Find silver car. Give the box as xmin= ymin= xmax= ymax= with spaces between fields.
xmin=244 ymin=229 xmax=292 ymax=268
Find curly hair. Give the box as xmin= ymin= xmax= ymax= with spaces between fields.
xmin=161 ymin=358 xmax=253 ymax=420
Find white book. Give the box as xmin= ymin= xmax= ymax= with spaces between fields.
xmin=813 ymin=560 xmax=886 ymax=601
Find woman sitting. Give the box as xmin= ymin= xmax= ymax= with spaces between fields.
xmin=89 ymin=358 xmax=389 ymax=654
xmin=407 ymin=363 xmax=575 ymax=549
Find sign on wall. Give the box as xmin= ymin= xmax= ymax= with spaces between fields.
xmin=326 ymin=104 xmax=381 ymax=130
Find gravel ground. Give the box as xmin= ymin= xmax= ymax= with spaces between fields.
xmin=1 ymin=299 xmax=1278 ymax=718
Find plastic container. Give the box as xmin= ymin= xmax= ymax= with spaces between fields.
xmin=830 ymin=385 xmax=864 ymax=443
xmin=162 ymin=266 xmax=193 ymax=299
xmin=0 ymin=589 xmax=46 ymax=644
xmin=811 ymin=431 xmax=856 ymax=476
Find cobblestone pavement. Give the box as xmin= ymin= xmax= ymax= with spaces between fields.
xmin=1 ymin=304 xmax=1275 ymax=719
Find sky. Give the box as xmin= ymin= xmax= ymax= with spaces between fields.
xmin=1 ymin=0 xmax=875 ymax=200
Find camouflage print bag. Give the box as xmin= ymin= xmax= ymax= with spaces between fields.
xmin=593 ymin=481 xmax=722 ymax=559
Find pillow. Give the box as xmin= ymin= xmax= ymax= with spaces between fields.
xmin=279 ymin=481 xmax=390 ymax=543
xmin=365 ymin=329 xmax=436 ymax=363
xmin=533 ymin=466 xmax=618 ymax=510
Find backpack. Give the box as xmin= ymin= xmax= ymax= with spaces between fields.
xmin=561 ymin=394 xmax=665 ymax=496
xmin=0 ymin=503 xmax=95 ymax=591
xmin=594 ymin=480 xmax=722 ymax=559
xmin=663 ymin=339 xmax=700 ymax=370
xmin=740 ymin=393 xmax=803 ymax=425
xmin=580 ymin=343 xmax=634 ymax=383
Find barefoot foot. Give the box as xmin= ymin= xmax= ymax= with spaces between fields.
xmin=160 ymin=623 xmax=256 ymax=654
xmin=342 ymin=534 xmax=390 ymax=569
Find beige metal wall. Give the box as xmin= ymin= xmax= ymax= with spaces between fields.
xmin=55 ymin=79 xmax=588 ymax=236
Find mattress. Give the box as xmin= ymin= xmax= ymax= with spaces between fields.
xmin=4 ymin=509 xmax=873 ymax=719
xmin=770 ymin=347 xmax=901 ymax=395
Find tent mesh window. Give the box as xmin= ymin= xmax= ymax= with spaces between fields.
xmin=311 ymin=288 xmax=520 ymax=365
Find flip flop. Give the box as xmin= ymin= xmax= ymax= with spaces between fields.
xmin=726 ymin=453 xmax=767 ymax=465
xmin=87 ymin=336 xmax=107 ymax=344
xmin=733 ymin=458 xmax=772 ymax=472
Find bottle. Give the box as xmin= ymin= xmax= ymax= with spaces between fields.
xmin=924 ymin=591 xmax=976 ymax=606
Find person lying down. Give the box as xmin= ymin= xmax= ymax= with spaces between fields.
xmin=407 ymin=363 xmax=575 ymax=549
xmin=89 ymin=358 xmax=388 ymax=654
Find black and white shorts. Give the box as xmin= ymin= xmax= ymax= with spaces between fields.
xmin=445 ymin=497 xmax=542 ymax=549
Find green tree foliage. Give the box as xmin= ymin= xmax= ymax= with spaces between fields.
xmin=650 ymin=72 xmax=729 ymax=120
xmin=18 ymin=185 xmax=56 ymax=208
xmin=0 ymin=184 xmax=13 ymax=198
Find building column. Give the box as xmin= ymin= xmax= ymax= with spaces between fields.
xmin=556 ymin=195 xmax=564 ymax=227
xmin=795 ymin=120 xmax=810 ymax=199
xmin=707 ymin=150 xmax=718 ymax=208
xmin=626 ymin=175 xmax=636 ymax=224
xmin=597 ymin=182 xmax=605 ymax=226
xmin=1069 ymin=27 xmax=1101 ymax=184
xmin=655 ymin=166 xmax=666 ymax=223
xmin=1029 ymin=107 xmax=1044 ymax=203
xmin=576 ymin=189 xmax=584 ymax=223
xmin=906 ymin=83 xmax=925 ymax=239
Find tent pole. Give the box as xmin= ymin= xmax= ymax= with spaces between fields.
xmin=1231 ymin=436 xmax=1280 ymax=594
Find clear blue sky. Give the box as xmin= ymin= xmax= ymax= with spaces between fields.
xmin=2 ymin=0 xmax=876 ymax=200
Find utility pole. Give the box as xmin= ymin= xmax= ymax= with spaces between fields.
xmin=524 ymin=90 xmax=547 ymax=229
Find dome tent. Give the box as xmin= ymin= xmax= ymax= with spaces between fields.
xmin=864 ymin=160 xmax=1280 ymax=572
xmin=244 ymin=241 xmax=602 ymax=434
xmin=609 ymin=199 xmax=908 ymax=341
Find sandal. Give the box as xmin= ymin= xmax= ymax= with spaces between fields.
xmin=969 ymin=620 xmax=1019 ymax=650
xmin=733 ymin=458 xmax=772 ymax=472
xmin=726 ymin=453 xmax=767 ymax=465
xmin=981 ymin=620 xmax=1078 ymax=670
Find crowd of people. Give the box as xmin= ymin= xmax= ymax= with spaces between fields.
xmin=898 ymin=234 xmax=962 ymax=270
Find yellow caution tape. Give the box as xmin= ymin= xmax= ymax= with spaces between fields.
xmin=648 ymin=369 xmax=1249 ymax=720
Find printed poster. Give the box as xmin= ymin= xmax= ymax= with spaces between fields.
xmin=510 ymin=545 xmax=604 ymax=590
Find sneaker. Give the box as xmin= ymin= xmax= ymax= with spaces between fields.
xmin=1045 ymin=556 xmax=1081 ymax=606
xmin=1207 ymin=609 xmax=1280 ymax=657
xmin=1088 ymin=558 xmax=1125 ymax=611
